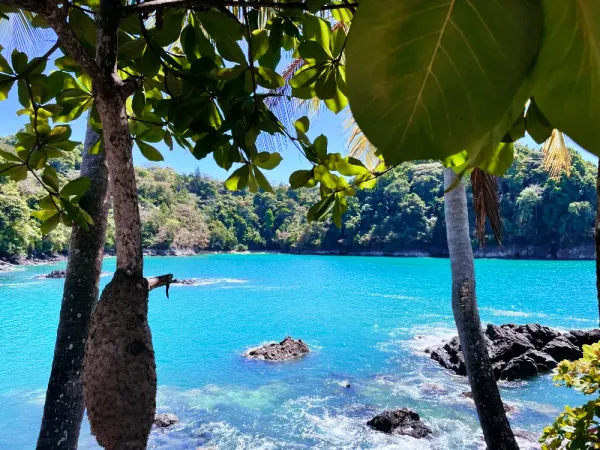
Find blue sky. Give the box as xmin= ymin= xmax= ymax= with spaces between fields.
xmin=0 ymin=83 xmax=351 ymax=183
xmin=0 ymin=37 xmax=596 ymax=183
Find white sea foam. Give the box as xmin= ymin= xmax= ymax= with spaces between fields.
xmin=481 ymin=307 xmax=548 ymax=319
xmin=369 ymin=293 xmax=421 ymax=301
xmin=1 ymin=280 xmax=44 ymax=288
xmin=172 ymin=277 xmax=248 ymax=287
xmin=398 ymin=325 xmax=457 ymax=354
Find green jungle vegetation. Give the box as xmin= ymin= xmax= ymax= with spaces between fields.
xmin=0 ymin=136 xmax=595 ymax=260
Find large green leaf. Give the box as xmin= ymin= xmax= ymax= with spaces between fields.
xmin=153 ymin=9 xmax=185 ymax=47
xmin=225 ymin=165 xmax=250 ymax=190
xmin=346 ymin=0 xmax=543 ymax=164
xmin=252 ymin=151 xmax=282 ymax=170
xmin=532 ymin=1 xmax=600 ymax=154
xmin=251 ymin=29 xmax=269 ymax=61
xmin=137 ymin=140 xmax=164 ymax=161
xmin=60 ymin=177 xmax=90 ymax=197
xmin=525 ymin=98 xmax=552 ymax=144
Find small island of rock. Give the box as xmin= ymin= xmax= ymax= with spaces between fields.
xmin=245 ymin=336 xmax=309 ymax=361
xmin=38 ymin=270 xmax=67 ymax=279
xmin=153 ymin=413 xmax=179 ymax=428
xmin=367 ymin=408 xmax=432 ymax=438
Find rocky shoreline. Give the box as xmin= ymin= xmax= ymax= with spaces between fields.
xmin=426 ymin=323 xmax=600 ymax=381
xmin=290 ymin=243 xmax=595 ymax=260
xmin=0 ymin=241 xmax=595 ymax=273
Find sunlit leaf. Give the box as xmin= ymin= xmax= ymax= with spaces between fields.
xmin=225 ymin=164 xmax=250 ymax=190
xmin=346 ymin=0 xmax=543 ymax=164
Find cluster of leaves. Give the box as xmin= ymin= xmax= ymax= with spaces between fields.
xmin=0 ymin=1 xmax=376 ymax=234
xmin=345 ymin=1 xmax=600 ymax=178
xmin=0 ymin=41 xmax=93 ymax=234
xmin=541 ymin=342 xmax=600 ymax=449
xmin=1 ymin=141 xmax=594 ymax=258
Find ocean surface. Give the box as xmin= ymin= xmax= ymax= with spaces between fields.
xmin=0 ymin=254 xmax=596 ymax=449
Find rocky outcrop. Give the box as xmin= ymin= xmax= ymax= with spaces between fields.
xmin=245 ymin=337 xmax=309 ymax=361
xmin=153 ymin=413 xmax=179 ymax=428
xmin=427 ymin=323 xmax=599 ymax=381
xmin=39 ymin=269 xmax=67 ymax=279
xmin=367 ymin=408 xmax=432 ymax=438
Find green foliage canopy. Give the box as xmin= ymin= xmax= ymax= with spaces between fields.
xmin=345 ymin=0 xmax=600 ymax=176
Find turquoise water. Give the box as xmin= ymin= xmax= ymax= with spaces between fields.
xmin=0 ymin=254 xmax=596 ymax=449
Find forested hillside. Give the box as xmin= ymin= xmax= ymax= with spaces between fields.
xmin=0 ymin=135 xmax=596 ymax=260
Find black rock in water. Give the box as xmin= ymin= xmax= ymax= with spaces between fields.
xmin=541 ymin=335 xmax=583 ymax=362
xmin=39 ymin=270 xmax=67 ymax=279
xmin=245 ymin=336 xmax=309 ymax=361
xmin=153 ymin=413 xmax=179 ymax=428
xmin=426 ymin=323 xmax=599 ymax=381
xmin=367 ymin=408 xmax=432 ymax=438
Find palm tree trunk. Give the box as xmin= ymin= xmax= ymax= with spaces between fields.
xmin=36 ymin=124 xmax=109 ymax=449
xmin=596 ymin=160 xmax=600 ymax=327
xmin=443 ymin=168 xmax=519 ymax=450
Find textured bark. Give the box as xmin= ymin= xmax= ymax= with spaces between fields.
xmin=596 ymin=161 xmax=600 ymax=327
xmin=83 ymin=0 xmax=154 ymax=445
xmin=95 ymin=94 xmax=143 ymax=275
xmin=83 ymin=271 xmax=155 ymax=450
xmin=83 ymin=93 xmax=155 ymax=449
xmin=37 ymin=124 xmax=109 ymax=450
xmin=443 ymin=168 xmax=519 ymax=450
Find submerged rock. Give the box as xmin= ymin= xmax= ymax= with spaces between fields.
xmin=426 ymin=323 xmax=599 ymax=381
xmin=154 ymin=413 xmax=179 ymax=428
xmin=245 ymin=336 xmax=309 ymax=361
xmin=367 ymin=408 xmax=432 ymax=438
xmin=39 ymin=269 xmax=67 ymax=279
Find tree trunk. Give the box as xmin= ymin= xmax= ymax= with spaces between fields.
xmin=596 ymin=160 xmax=600 ymax=328
xmin=443 ymin=168 xmax=519 ymax=450
xmin=36 ymin=124 xmax=109 ymax=450
xmin=83 ymin=92 xmax=155 ymax=450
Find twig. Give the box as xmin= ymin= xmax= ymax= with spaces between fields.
xmin=123 ymin=0 xmax=359 ymax=16
xmin=127 ymin=115 xmax=166 ymax=126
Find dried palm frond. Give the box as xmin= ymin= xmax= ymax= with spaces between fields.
xmin=342 ymin=110 xmax=379 ymax=170
xmin=471 ymin=168 xmax=502 ymax=248
xmin=542 ymin=129 xmax=571 ymax=178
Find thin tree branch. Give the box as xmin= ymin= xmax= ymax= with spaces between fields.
xmin=23 ymin=40 xmax=61 ymax=76
xmin=0 ymin=0 xmax=45 ymax=15
xmin=127 ymin=115 xmax=165 ymax=127
xmin=147 ymin=273 xmax=174 ymax=297
xmin=41 ymin=0 xmax=102 ymax=83
xmin=96 ymin=0 xmax=122 ymax=92
xmin=122 ymin=0 xmax=359 ymax=17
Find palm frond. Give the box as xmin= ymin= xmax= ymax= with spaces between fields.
xmin=0 ymin=11 xmax=55 ymax=57
xmin=342 ymin=110 xmax=379 ymax=170
xmin=259 ymin=22 xmax=347 ymax=153
xmin=542 ymin=129 xmax=571 ymax=178
xmin=471 ymin=167 xmax=502 ymax=248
